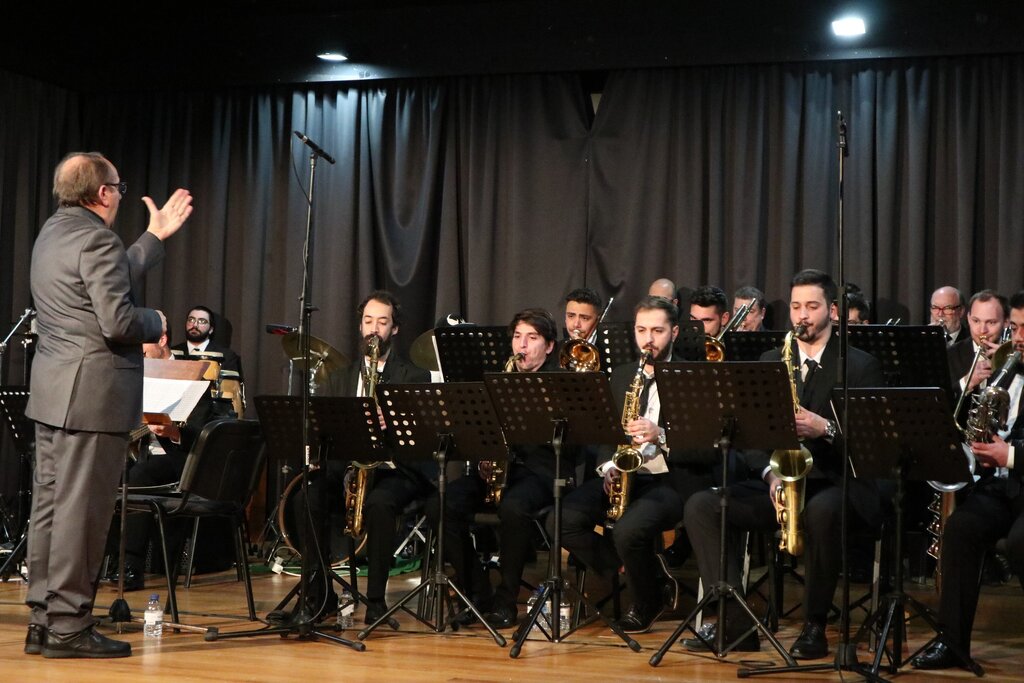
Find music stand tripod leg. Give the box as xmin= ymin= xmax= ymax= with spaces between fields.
xmin=357 ymin=438 xmax=506 ymax=646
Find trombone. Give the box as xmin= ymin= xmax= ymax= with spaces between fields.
xmin=705 ymin=301 xmax=752 ymax=362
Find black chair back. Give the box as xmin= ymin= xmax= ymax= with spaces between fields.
xmin=179 ymin=419 xmax=264 ymax=506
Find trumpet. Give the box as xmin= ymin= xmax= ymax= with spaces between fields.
xmin=705 ymin=301 xmax=752 ymax=362
xmin=769 ymin=324 xmax=813 ymax=556
xmin=607 ymin=351 xmax=651 ymax=522
xmin=560 ymin=296 xmax=613 ymax=372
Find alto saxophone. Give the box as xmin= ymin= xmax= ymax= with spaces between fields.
xmin=480 ymin=352 xmax=522 ymax=506
xmin=769 ymin=325 xmax=814 ymax=556
xmin=607 ymin=351 xmax=652 ymax=523
xmin=343 ymin=334 xmax=382 ymax=538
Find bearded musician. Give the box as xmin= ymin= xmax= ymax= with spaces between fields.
xmin=683 ymin=269 xmax=884 ymax=658
xmin=288 ymin=290 xmax=432 ymax=625
xmin=426 ymin=308 xmax=577 ymax=629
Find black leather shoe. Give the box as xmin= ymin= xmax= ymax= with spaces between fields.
xmin=483 ymin=603 xmax=518 ymax=630
xmin=109 ymin=567 xmax=145 ymax=592
xmin=42 ymin=626 xmax=131 ymax=659
xmin=25 ymin=624 xmax=45 ymax=655
xmin=790 ymin=621 xmax=829 ymax=660
xmin=363 ymin=599 xmax=389 ymax=625
xmin=683 ymin=622 xmax=717 ymax=651
xmin=615 ymin=604 xmax=664 ymax=634
xmin=911 ymin=642 xmax=965 ymax=670
xmin=682 ymin=622 xmax=759 ymax=652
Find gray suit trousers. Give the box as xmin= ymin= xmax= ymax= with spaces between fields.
xmin=27 ymin=424 xmax=127 ymax=633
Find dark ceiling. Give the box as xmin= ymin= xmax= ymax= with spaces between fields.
xmin=3 ymin=0 xmax=1023 ymax=92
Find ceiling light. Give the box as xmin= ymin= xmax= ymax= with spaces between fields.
xmin=831 ymin=16 xmax=866 ymax=37
xmin=317 ymin=51 xmax=349 ymax=62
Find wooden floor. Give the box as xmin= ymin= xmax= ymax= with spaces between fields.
xmin=1 ymin=554 xmax=1021 ymax=683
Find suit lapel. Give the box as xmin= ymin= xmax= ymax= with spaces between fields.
xmin=800 ymin=335 xmax=838 ymax=415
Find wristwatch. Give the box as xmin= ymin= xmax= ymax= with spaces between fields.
xmin=823 ymin=419 xmax=838 ymax=443
xmin=657 ymin=427 xmax=667 ymax=447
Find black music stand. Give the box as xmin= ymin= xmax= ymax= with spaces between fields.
xmin=648 ymin=362 xmax=800 ymax=667
xmin=207 ymin=396 xmax=379 ymax=651
xmin=848 ymin=325 xmax=953 ymax=397
xmin=482 ymin=370 xmax=640 ymax=657
xmin=834 ymin=388 xmax=981 ymax=677
xmin=434 ymin=326 xmax=511 ymax=381
xmin=596 ymin=321 xmax=638 ymax=372
xmin=724 ymin=330 xmax=788 ymax=362
xmin=675 ymin=320 xmax=708 ymax=361
xmin=0 ymin=387 xmax=32 ymax=580
xmin=356 ymin=382 xmax=508 ymax=646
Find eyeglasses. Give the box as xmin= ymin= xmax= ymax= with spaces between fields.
xmin=929 ymin=305 xmax=961 ymax=314
xmin=186 ymin=317 xmax=210 ymax=326
xmin=103 ymin=181 xmax=127 ymax=196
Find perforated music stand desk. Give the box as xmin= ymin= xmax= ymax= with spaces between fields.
xmin=434 ymin=326 xmax=510 ymax=381
xmin=848 ymin=325 xmax=953 ymax=397
xmin=357 ymin=382 xmax=508 ymax=646
xmin=650 ymin=361 xmax=800 ymax=667
xmin=0 ymin=387 xmax=31 ymax=578
xmin=674 ymin=320 xmax=708 ymax=361
xmin=481 ymin=370 xmax=638 ymax=656
xmin=596 ymin=321 xmax=637 ymax=372
xmin=831 ymin=387 xmax=979 ymax=676
xmin=724 ymin=330 xmax=787 ymax=362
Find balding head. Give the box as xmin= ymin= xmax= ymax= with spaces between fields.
xmin=648 ymin=278 xmax=677 ymax=302
xmin=53 ymin=152 xmax=122 ymax=226
xmin=930 ymin=285 xmax=964 ymax=332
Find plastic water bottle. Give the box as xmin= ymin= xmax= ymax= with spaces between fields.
xmin=144 ymin=593 xmax=164 ymax=638
xmin=337 ymin=590 xmax=354 ymax=630
xmin=558 ymin=601 xmax=571 ymax=633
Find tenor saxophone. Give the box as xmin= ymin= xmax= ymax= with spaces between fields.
xmin=769 ymin=325 xmax=814 ymax=556
xmin=480 ymin=352 xmax=523 ymax=506
xmin=343 ymin=334 xmax=382 ymax=537
xmin=607 ymin=351 xmax=652 ymax=522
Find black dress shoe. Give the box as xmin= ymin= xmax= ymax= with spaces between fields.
xmin=42 ymin=626 xmax=131 ymax=659
xmin=615 ymin=604 xmax=664 ymax=634
xmin=483 ymin=603 xmax=518 ymax=630
xmin=682 ymin=622 xmax=760 ymax=652
xmin=911 ymin=642 xmax=966 ymax=670
xmin=25 ymin=624 xmax=46 ymax=655
xmin=363 ymin=599 xmax=389 ymax=625
xmin=790 ymin=621 xmax=829 ymax=660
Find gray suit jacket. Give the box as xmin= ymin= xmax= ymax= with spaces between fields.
xmin=26 ymin=206 xmax=164 ymax=432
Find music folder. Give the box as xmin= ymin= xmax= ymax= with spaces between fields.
xmin=143 ymin=358 xmax=209 ymax=424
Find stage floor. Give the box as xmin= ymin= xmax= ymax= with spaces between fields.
xmin=1 ymin=554 xmax=1021 ymax=682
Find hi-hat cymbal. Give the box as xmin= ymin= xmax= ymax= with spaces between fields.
xmin=281 ymin=332 xmax=350 ymax=374
xmin=410 ymin=328 xmax=439 ymax=372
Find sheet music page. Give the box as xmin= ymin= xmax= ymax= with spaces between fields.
xmin=143 ymin=378 xmax=210 ymax=422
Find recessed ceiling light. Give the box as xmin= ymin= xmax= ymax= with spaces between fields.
xmin=832 ymin=16 xmax=866 ymax=37
xmin=317 ymin=51 xmax=349 ymax=62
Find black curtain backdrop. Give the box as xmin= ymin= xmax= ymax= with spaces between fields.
xmin=1 ymin=54 xmax=1022 ymax=413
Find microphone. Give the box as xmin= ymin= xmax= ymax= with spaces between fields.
xmin=265 ymin=323 xmax=299 ymax=335
xmin=293 ymin=131 xmax=336 ymax=164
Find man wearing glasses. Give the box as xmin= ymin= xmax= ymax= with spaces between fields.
xmin=25 ymin=152 xmax=192 ymax=658
xmin=171 ymin=305 xmax=243 ymax=378
xmin=930 ymin=286 xmax=966 ymax=346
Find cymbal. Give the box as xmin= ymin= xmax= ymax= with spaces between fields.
xmin=410 ymin=328 xmax=439 ymax=372
xmin=281 ymin=332 xmax=350 ymax=374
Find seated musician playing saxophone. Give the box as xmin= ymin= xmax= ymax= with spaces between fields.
xmin=683 ymin=269 xmax=884 ymax=657
xmin=913 ymin=290 xmax=1023 ymax=670
xmin=426 ymin=308 xmax=574 ymax=629
xmin=554 ymin=296 xmax=700 ymax=634
xmin=289 ymin=290 xmax=433 ymax=625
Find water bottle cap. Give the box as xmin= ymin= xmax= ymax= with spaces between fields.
xmin=149 ymin=593 xmax=159 ymax=600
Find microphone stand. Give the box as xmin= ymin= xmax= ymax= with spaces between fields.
xmin=205 ymin=139 xmax=362 ymax=651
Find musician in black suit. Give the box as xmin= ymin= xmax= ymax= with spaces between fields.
xmin=170 ymin=305 xmax=243 ymax=378
xmin=556 ymin=296 xmax=702 ymax=634
xmin=683 ymin=269 xmax=885 ymax=658
xmin=290 ymin=291 xmax=432 ymax=624
xmin=562 ymin=287 xmax=602 ymax=345
xmin=426 ymin=308 xmax=573 ymax=630
xmin=931 ymin=285 xmax=968 ymax=347
xmin=733 ymin=286 xmax=769 ymax=331
xmin=948 ymin=290 xmax=1009 ymax=424
xmin=913 ymin=290 xmax=1024 ymax=669
xmin=689 ymin=285 xmax=731 ymax=338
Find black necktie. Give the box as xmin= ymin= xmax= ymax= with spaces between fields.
xmin=638 ymin=376 xmax=653 ymax=416
xmin=801 ymin=359 xmax=818 ymax=402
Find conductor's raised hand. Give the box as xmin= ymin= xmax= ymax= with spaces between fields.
xmin=144 ymin=188 xmax=193 ymax=241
